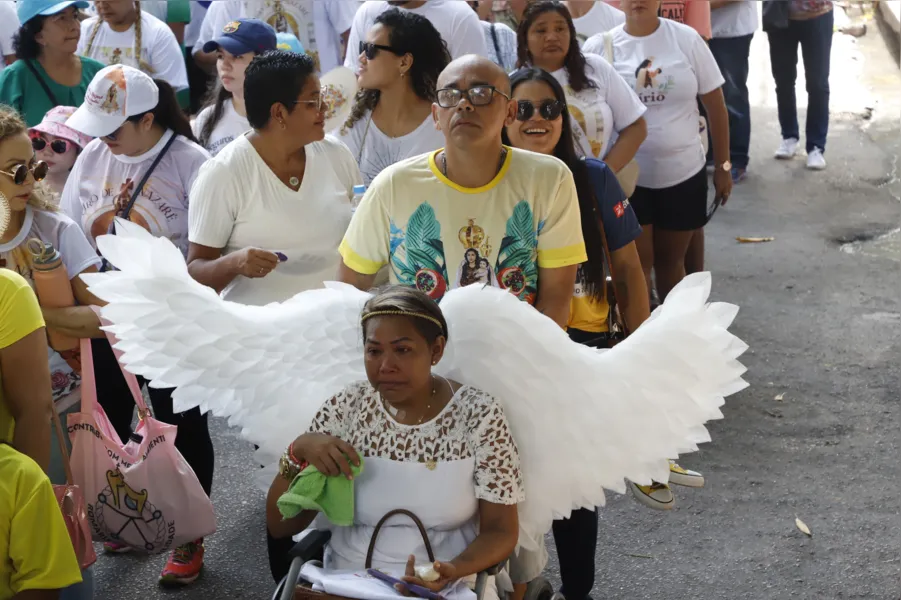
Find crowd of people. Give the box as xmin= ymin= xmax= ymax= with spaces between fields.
xmin=0 ymin=1 xmax=834 ymax=599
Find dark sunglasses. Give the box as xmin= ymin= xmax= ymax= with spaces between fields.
xmin=31 ymin=137 xmax=71 ymax=154
xmin=516 ymin=99 xmax=565 ymax=122
xmin=0 ymin=161 xmax=48 ymax=185
xmin=359 ymin=41 xmax=401 ymax=60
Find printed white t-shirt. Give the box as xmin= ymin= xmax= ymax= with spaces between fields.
xmin=188 ymin=134 xmax=363 ymax=306
xmin=549 ymin=53 xmax=646 ymax=160
xmin=0 ymin=2 xmax=20 ymax=68
xmin=60 ymin=130 xmax=211 ymax=255
xmin=77 ymin=11 xmax=190 ymax=91
xmin=334 ymin=111 xmax=444 ymax=186
xmin=196 ymin=0 xmax=358 ymax=74
xmin=606 ymin=20 xmax=724 ymax=188
xmin=344 ymin=1 xmax=488 ymax=72
xmin=571 ymin=1 xmax=625 ymax=45
xmin=0 ymin=206 xmax=102 ymax=406
xmin=711 ymin=0 xmax=758 ymax=39
xmin=193 ymin=99 xmax=251 ymax=157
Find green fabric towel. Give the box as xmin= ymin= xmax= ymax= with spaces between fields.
xmin=277 ymin=459 xmax=364 ymax=526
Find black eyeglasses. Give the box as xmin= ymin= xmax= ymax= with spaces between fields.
xmin=516 ymin=99 xmax=565 ymax=122
xmin=359 ymin=41 xmax=401 ymax=60
xmin=31 ymin=137 xmax=71 ymax=154
xmin=435 ymin=85 xmax=510 ymax=108
xmin=0 ymin=161 xmax=48 ymax=185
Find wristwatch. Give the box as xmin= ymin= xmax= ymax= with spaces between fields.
xmin=719 ymin=160 xmax=732 ymax=172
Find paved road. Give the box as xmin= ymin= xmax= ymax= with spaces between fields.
xmin=91 ymin=18 xmax=901 ymax=600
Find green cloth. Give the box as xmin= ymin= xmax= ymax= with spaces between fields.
xmin=277 ymin=459 xmax=365 ymax=527
xmin=0 ymin=57 xmax=106 ymax=127
xmin=165 ymin=0 xmax=191 ymax=23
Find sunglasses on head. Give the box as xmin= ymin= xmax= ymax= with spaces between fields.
xmin=516 ymin=99 xmax=565 ymax=122
xmin=0 ymin=161 xmax=48 ymax=185
xmin=359 ymin=41 xmax=401 ymax=60
xmin=31 ymin=136 xmax=71 ymax=154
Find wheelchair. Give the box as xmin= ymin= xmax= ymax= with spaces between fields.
xmin=271 ymin=530 xmax=555 ymax=600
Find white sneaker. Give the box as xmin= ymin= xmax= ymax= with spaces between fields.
xmin=774 ymin=138 xmax=799 ymax=159
xmin=806 ymin=148 xmax=826 ymax=170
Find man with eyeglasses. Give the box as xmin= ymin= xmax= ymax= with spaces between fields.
xmin=338 ymin=54 xmax=585 ymax=329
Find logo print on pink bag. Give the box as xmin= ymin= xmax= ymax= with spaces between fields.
xmin=89 ymin=469 xmax=171 ymax=552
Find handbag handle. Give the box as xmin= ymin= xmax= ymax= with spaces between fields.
xmin=50 ymin=400 xmax=75 ymax=486
xmin=365 ymin=509 xmax=435 ymax=569
xmin=79 ymin=306 xmax=150 ymax=418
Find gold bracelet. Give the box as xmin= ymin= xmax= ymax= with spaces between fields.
xmin=278 ymin=451 xmax=302 ymax=482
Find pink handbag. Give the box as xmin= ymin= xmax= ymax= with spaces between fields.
xmin=51 ymin=404 xmax=97 ymax=570
xmin=66 ymin=323 xmax=217 ymax=554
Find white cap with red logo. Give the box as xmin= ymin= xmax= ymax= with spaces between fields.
xmin=67 ymin=64 xmax=159 ymax=138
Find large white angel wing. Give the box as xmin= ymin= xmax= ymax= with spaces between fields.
xmin=436 ymin=275 xmax=748 ymax=551
xmin=81 ymin=219 xmax=371 ymax=465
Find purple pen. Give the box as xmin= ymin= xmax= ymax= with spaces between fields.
xmin=366 ymin=569 xmax=447 ymax=600
xmin=275 ymin=252 xmax=288 ymax=262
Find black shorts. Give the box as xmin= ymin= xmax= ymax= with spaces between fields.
xmin=630 ymin=166 xmax=708 ymax=231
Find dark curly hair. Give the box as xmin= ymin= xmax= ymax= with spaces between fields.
xmin=13 ymin=15 xmax=47 ymax=60
xmin=244 ymin=50 xmax=316 ymax=130
xmin=342 ymin=8 xmax=451 ymax=133
xmin=516 ymin=1 xmax=596 ymax=93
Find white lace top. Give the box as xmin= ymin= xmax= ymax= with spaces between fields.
xmin=310 ymin=381 xmax=525 ymax=506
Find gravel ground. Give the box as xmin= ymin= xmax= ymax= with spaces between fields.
xmin=91 ymin=19 xmax=901 ymax=600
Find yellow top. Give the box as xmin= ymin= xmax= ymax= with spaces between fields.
xmin=340 ymin=147 xmax=587 ymax=304
xmin=0 ymin=444 xmax=83 ymax=598
xmin=0 ymin=269 xmax=46 ymax=444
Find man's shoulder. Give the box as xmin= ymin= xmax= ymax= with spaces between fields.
xmin=508 ymin=147 xmax=570 ymax=179
xmin=371 ymin=151 xmax=434 ymax=187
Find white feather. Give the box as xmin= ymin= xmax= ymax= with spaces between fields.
xmin=83 ymin=220 xmax=749 ymax=552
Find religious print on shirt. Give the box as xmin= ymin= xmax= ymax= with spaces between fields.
xmin=244 ymin=0 xmax=319 ymax=69
xmin=339 ymin=147 xmax=587 ymax=304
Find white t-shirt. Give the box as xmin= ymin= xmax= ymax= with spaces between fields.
xmin=185 ymin=1 xmax=210 ymax=49
xmin=711 ymin=0 xmax=758 ymax=39
xmin=0 ymin=2 xmax=20 ymax=67
xmin=61 ymin=130 xmax=211 ymax=255
xmin=571 ymin=1 xmax=625 ymax=45
xmin=481 ymin=21 xmax=517 ymax=73
xmin=334 ymin=111 xmax=444 ymax=186
xmin=77 ymin=11 xmax=190 ymax=91
xmin=344 ymin=1 xmax=488 ymax=72
xmin=0 ymin=206 xmax=101 ymax=405
xmin=193 ymin=99 xmax=251 ymax=157
xmin=549 ymin=54 xmax=646 ymax=160
xmin=606 ymin=20 xmax=724 ymax=188
xmin=196 ymin=0 xmax=357 ymax=74
xmin=188 ymin=134 xmax=363 ymax=306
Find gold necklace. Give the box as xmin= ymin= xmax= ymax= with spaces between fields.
xmin=382 ymin=376 xmax=437 ymax=425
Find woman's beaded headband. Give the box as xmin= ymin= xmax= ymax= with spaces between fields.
xmin=361 ymin=310 xmax=445 ymax=332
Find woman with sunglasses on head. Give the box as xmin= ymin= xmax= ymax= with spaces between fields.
xmin=29 ymin=106 xmax=93 ymax=198
xmin=60 ymin=64 xmax=215 ymax=586
xmin=188 ymin=51 xmax=361 ymax=309
xmin=193 ymin=18 xmax=277 ymax=157
xmin=502 ymin=67 xmax=648 ymax=600
xmin=337 ymin=8 xmax=450 ymax=186
xmin=0 ymin=0 xmax=105 ymax=127
xmin=0 ymin=105 xmax=102 ymax=600
xmin=516 ymin=2 xmax=647 ymax=183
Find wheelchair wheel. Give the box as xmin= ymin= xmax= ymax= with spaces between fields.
xmin=524 ymin=577 xmax=554 ymax=600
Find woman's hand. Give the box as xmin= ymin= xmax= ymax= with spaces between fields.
xmin=230 ymin=247 xmax=279 ymax=279
xmin=713 ymin=167 xmax=733 ymax=206
xmin=291 ymin=433 xmax=360 ymax=479
xmin=398 ymin=555 xmax=458 ymax=594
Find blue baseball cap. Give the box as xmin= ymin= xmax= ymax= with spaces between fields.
xmin=17 ymin=0 xmax=88 ymax=25
xmin=276 ymin=32 xmax=305 ymax=55
xmin=202 ymin=18 xmax=277 ymax=56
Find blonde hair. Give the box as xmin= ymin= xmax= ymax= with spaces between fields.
xmin=0 ymin=106 xmax=57 ymax=212
xmin=85 ymin=1 xmax=155 ymax=74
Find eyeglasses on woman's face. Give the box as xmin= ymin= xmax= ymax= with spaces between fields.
xmin=359 ymin=41 xmax=401 ymax=61
xmin=435 ymin=85 xmax=511 ymax=109
xmin=516 ymin=99 xmax=565 ymax=122
xmin=291 ymin=91 xmax=324 ymax=112
xmin=0 ymin=161 xmax=49 ymax=185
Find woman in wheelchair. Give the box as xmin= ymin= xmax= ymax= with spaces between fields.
xmin=266 ymin=286 xmax=524 ymax=599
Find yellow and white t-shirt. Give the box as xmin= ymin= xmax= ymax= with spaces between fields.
xmin=340 ymin=148 xmax=586 ymax=304
xmin=0 ymin=444 xmax=83 ymax=598
xmin=0 ymin=270 xmax=45 ymax=445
